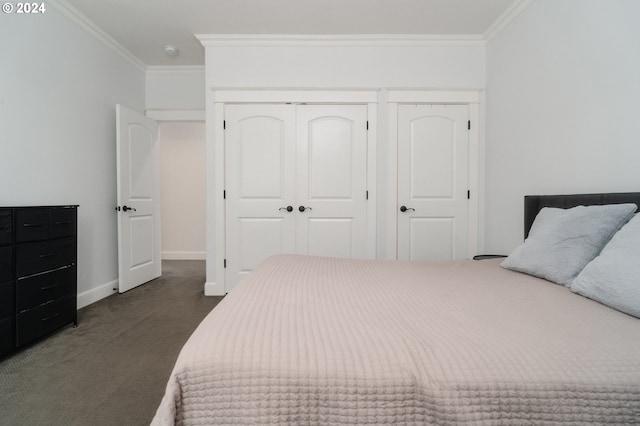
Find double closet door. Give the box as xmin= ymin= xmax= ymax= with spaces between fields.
xmin=225 ymin=104 xmax=369 ymax=290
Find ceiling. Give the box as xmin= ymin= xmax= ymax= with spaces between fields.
xmin=62 ymin=0 xmax=522 ymax=66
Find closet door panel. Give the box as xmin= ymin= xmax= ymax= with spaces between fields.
xmin=307 ymin=118 xmax=353 ymax=199
xmin=225 ymin=105 xmax=296 ymax=290
xmin=397 ymin=104 xmax=469 ymax=261
xmin=306 ymin=218 xmax=353 ymax=259
xmin=296 ymin=105 xmax=368 ymax=259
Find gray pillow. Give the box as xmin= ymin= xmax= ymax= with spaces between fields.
xmin=501 ymin=203 xmax=637 ymax=285
xmin=527 ymin=207 xmax=565 ymax=236
xmin=571 ymin=214 xmax=640 ymax=318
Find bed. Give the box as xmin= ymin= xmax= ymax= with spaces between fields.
xmin=152 ymin=192 xmax=640 ymax=425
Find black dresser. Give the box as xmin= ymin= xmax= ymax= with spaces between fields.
xmin=0 ymin=205 xmax=78 ymax=357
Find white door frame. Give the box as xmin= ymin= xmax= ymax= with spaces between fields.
xmin=387 ymin=90 xmax=480 ymax=260
xmin=212 ymin=89 xmax=378 ymax=294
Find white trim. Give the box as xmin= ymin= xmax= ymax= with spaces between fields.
xmin=366 ymin=102 xmax=378 ymax=260
xmin=484 ymin=0 xmax=535 ymax=43
xmin=145 ymin=109 xmax=206 ymax=121
xmin=387 ymin=89 xmax=480 ymax=104
xmin=204 ymin=281 xmax=225 ymax=296
xmin=467 ymin=102 xmax=480 ymax=258
xmin=213 ymin=101 xmax=226 ymax=297
xmin=213 ymin=89 xmax=378 ymax=104
xmin=213 ymin=89 xmax=378 ymax=293
xmin=161 ymin=251 xmax=206 ymax=260
xmin=197 ymin=34 xmax=484 ymax=47
xmin=387 ymin=89 xmax=480 ymax=260
xmin=77 ymin=279 xmax=118 ymax=309
xmin=47 ymin=0 xmax=146 ymax=73
xmin=146 ymin=65 xmax=206 ymax=74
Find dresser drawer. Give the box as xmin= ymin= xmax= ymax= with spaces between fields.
xmin=16 ymin=238 xmax=75 ymax=278
xmin=16 ymin=295 xmax=75 ymax=347
xmin=51 ymin=208 xmax=76 ymax=239
xmin=15 ymin=208 xmax=50 ymax=242
xmin=0 ymin=246 xmax=12 ymax=282
xmin=16 ymin=266 xmax=75 ymax=312
xmin=0 ymin=316 xmax=14 ymax=357
xmin=0 ymin=280 xmax=14 ymax=318
xmin=0 ymin=209 xmax=11 ymax=245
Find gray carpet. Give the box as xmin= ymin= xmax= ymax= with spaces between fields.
xmin=0 ymin=260 xmax=223 ymax=426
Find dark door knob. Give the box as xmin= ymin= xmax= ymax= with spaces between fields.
xmin=399 ymin=206 xmax=415 ymax=212
xmin=298 ymin=206 xmax=312 ymax=212
xmin=122 ymin=205 xmax=137 ymax=212
xmin=279 ymin=206 xmax=293 ymax=212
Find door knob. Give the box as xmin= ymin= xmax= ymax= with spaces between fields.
xmin=298 ymin=206 xmax=312 ymax=212
xmin=399 ymin=206 xmax=415 ymax=212
xmin=122 ymin=205 xmax=137 ymax=212
xmin=279 ymin=206 xmax=293 ymax=212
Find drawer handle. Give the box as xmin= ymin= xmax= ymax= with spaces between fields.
xmin=41 ymin=313 xmax=60 ymax=322
xmin=55 ymin=221 xmax=72 ymax=225
xmin=41 ymin=283 xmax=59 ymax=291
xmin=39 ymin=253 xmax=57 ymax=258
xmin=23 ymin=223 xmax=45 ymax=227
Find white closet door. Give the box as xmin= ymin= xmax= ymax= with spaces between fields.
xmin=296 ymin=105 xmax=368 ymax=259
xmin=225 ymin=104 xmax=370 ymax=290
xmin=397 ymin=105 xmax=469 ymax=261
xmin=225 ymin=105 xmax=296 ymax=290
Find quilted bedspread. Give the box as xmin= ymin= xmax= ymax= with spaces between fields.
xmin=152 ymin=255 xmax=640 ymax=425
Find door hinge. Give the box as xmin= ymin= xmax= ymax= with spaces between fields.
xmin=366 ymin=190 xmax=369 ymax=200
xmin=468 ymin=120 xmax=471 ymax=130
xmin=467 ymin=190 xmax=470 ymax=199
xmin=224 ymin=259 xmax=227 ymax=268
xmin=223 ymin=190 xmax=226 ymax=199
xmin=115 ymin=206 xmax=121 ymax=211
xmin=366 ymin=121 xmax=369 ymax=130
xmin=223 ymin=120 xmax=226 ymax=130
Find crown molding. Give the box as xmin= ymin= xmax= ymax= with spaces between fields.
xmin=47 ymin=1 xmax=533 ymax=69
xmin=196 ymin=34 xmax=485 ymax=47
xmin=47 ymin=0 xmax=146 ymax=72
xmin=483 ymin=0 xmax=535 ymax=43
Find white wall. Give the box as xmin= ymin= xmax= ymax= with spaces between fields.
xmin=145 ymin=67 xmax=205 ymax=112
xmin=159 ymin=122 xmax=206 ymax=259
xmin=485 ymin=0 xmax=640 ymax=254
xmin=0 ymin=7 xmax=145 ymax=306
xmin=202 ymin=40 xmax=486 ymax=289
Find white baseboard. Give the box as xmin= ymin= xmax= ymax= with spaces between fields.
xmin=162 ymin=251 xmax=206 ymax=260
xmin=204 ymin=281 xmax=225 ymax=296
xmin=77 ymin=279 xmax=118 ymax=309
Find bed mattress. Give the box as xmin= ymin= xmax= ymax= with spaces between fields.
xmin=152 ymin=254 xmax=640 ymax=425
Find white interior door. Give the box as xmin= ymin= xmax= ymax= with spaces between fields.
xmin=397 ymin=104 xmax=469 ymax=261
xmin=225 ymin=105 xmax=297 ymax=290
xmin=116 ymin=104 xmax=161 ymax=293
xmin=225 ymin=104 xmax=369 ymax=291
xmin=296 ymin=105 xmax=368 ymax=258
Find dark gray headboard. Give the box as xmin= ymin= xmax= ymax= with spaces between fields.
xmin=524 ymin=192 xmax=640 ymax=239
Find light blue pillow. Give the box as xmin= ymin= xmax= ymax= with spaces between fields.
xmin=501 ymin=203 xmax=637 ymax=286
xmin=527 ymin=207 xmax=566 ymax=236
xmin=571 ymin=214 xmax=640 ymax=318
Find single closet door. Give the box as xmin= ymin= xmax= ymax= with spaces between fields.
xmin=397 ymin=104 xmax=469 ymax=261
xmin=225 ymin=105 xmax=297 ymax=287
xmin=225 ymin=104 xmax=369 ymax=290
